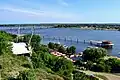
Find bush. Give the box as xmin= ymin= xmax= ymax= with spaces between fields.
xmin=48 ymin=42 xmax=55 ymax=49
xmin=74 ymin=60 xmax=84 ymax=67
xmin=58 ymin=45 xmax=66 ymax=54
xmin=17 ymin=70 xmax=36 ymax=80
xmin=73 ymin=70 xmax=99 ymax=80
xmin=91 ymin=63 xmax=111 ymax=72
xmin=21 ymin=63 xmax=32 ymax=68
xmin=105 ymin=58 xmax=120 ymax=73
xmin=0 ymin=31 xmax=13 ymax=55
xmin=31 ymin=51 xmax=74 ymax=80
xmin=83 ymin=48 xmax=107 ymax=62
xmin=67 ymin=46 xmax=76 ymax=55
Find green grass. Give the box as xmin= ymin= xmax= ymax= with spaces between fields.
xmin=0 ymin=53 xmax=64 ymax=80
xmin=35 ymin=68 xmax=64 ymax=80
xmin=0 ymin=53 xmax=31 ymax=79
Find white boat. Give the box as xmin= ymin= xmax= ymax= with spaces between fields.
xmin=90 ymin=40 xmax=114 ymax=49
xmin=87 ymin=46 xmax=98 ymax=48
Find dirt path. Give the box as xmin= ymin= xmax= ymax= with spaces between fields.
xmin=78 ymin=70 xmax=120 ymax=80
xmin=103 ymin=73 xmax=120 ymax=80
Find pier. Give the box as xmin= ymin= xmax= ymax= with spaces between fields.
xmin=42 ymin=35 xmax=92 ymax=44
xmin=42 ymin=36 xmax=114 ymax=48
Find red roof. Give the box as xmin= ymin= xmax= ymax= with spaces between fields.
xmin=102 ymin=40 xmax=112 ymax=44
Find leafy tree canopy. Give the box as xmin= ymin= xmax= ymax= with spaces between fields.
xmin=22 ymin=34 xmax=41 ymax=51
xmin=83 ymin=48 xmax=107 ymax=62
xmin=0 ymin=31 xmax=14 ymax=55
xmin=67 ymin=46 xmax=76 ymax=55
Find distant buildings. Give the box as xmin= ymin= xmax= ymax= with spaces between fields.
xmin=50 ymin=50 xmax=76 ymax=62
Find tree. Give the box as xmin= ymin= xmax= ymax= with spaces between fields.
xmin=73 ymin=70 xmax=99 ymax=80
xmin=31 ymin=50 xmax=74 ymax=80
xmin=105 ymin=58 xmax=120 ymax=73
xmin=67 ymin=46 xmax=76 ymax=55
xmin=53 ymin=58 xmax=74 ymax=79
xmin=58 ymin=46 xmax=66 ymax=54
xmin=38 ymin=45 xmax=49 ymax=52
xmin=84 ymin=61 xmax=94 ymax=70
xmin=74 ymin=60 xmax=84 ymax=67
xmin=83 ymin=48 xmax=107 ymax=62
xmin=54 ymin=43 xmax=60 ymax=49
xmin=91 ymin=63 xmax=111 ymax=72
xmin=23 ymin=34 xmax=41 ymax=51
xmin=0 ymin=31 xmax=13 ymax=55
xmin=0 ymin=31 xmax=13 ymax=41
xmin=31 ymin=51 xmax=46 ymax=69
xmin=48 ymin=42 xmax=55 ymax=49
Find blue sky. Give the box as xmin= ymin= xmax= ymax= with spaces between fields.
xmin=0 ymin=0 xmax=120 ymax=23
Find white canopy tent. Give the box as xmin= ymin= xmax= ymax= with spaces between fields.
xmin=11 ymin=42 xmax=30 ymax=55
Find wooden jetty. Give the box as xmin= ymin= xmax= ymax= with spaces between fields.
xmin=42 ymin=36 xmax=114 ymax=49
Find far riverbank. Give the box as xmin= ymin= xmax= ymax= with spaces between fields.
xmin=54 ymin=27 xmax=120 ymax=31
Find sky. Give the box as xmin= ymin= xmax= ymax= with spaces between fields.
xmin=0 ymin=0 xmax=120 ymax=24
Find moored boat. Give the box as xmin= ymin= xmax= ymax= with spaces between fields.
xmin=90 ymin=40 xmax=114 ymax=49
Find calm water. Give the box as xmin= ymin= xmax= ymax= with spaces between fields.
xmin=0 ymin=27 xmax=120 ymax=57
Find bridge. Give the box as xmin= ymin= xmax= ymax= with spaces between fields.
xmin=0 ymin=23 xmax=120 ymax=28
xmin=0 ymin=26 xmax=53 ymax=31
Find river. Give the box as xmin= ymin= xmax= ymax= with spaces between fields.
xmin=0 ymin=27 xmax=120 ymax=57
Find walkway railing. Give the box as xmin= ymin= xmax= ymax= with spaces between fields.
xmin=42 ymin=35 xmax=91 ymax=44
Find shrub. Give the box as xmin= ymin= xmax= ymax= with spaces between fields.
xmin=83 ymin=48 xmax=107 ymax=62
xmin=17 ymin=70 xmax=36 ymax=80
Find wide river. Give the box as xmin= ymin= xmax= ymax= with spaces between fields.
xmin=0 ymin=27 xmax=120 ymax=57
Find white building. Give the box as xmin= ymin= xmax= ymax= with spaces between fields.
xmin=11 ymin=42 xmax=31 ymax=56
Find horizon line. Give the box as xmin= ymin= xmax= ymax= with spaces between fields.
xmin=1 ymin=22 xmax=120 ymax=25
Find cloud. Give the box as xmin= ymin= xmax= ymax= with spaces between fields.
xmin=3 ymin=8 xmax=43 ymax=15
xmin=2 ymin=7 xmax=44 ymax=15
xmin=58 ymin=0 xmax=68 ymax=6
xmin=0 ymin=6 xmax=81 ymax=23
xmin=0 ymin=0 xmax=82 ymax=23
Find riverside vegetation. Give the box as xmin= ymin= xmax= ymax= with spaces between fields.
xmin=0 ymin=31 xmax=120 ymax=80
xmin=54 ymin=24 xmax=120 ymax=31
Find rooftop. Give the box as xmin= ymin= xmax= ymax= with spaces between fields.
xmin=11 ymin=42 xmax=30 ymax=55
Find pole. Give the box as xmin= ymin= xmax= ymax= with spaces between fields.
xmin=84 ymin=40 xmax=85 ymax=44
xmin=71 ymin=38 xmax=72 ymax=42
xmin=65 ymin=37 xmax=66 ymax=41
xmin=17 ymin=25 xmax=20 ymax=43
xmin=77 ymin=38 xmax=78 ymax=43
xmin=59 ymin=37 xmax=60 ymax=41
